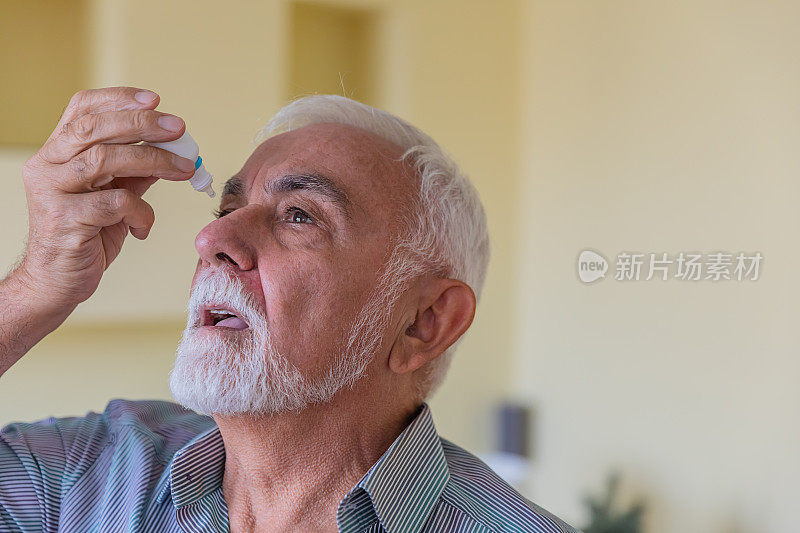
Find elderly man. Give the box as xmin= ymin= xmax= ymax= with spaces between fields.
xmin=0 ymin=87 xmax=576 ymax=532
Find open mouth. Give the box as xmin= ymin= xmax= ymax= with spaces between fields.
xmin=200 ymin=305 xmax=250 ymax=330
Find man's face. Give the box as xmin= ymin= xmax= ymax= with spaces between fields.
xmin=170 ymin=123 xmax=416 ymax=414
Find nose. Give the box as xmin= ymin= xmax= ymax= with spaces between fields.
xmin=195 ymin=212 xmax=257 ymax=271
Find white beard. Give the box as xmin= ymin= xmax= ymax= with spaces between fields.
xmin=169 ymin=268 xmax=394 ymax=416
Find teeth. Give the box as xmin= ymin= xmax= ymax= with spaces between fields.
xmin=209 ymin=309 xmax=234 ymax=315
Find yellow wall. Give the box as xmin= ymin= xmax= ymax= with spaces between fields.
xmin=0 ymin=322 xmax=180 ymax=423
xmin=289 ymin=2 xmax=378 ymax=104
xmin=517 ymin=2 xmax=800 ymax=531
xmin=0 ymin=1 xmax=89 ymax=146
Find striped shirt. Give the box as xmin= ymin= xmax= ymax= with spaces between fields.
xmin=0 ymin=399 xmax=578 ymax=532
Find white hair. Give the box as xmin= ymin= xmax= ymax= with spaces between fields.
xmin=255 ymin=95 xmax=490 ymax=400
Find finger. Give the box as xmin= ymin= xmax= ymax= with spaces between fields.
xmin=74 ymin=188 xmax=155 ymax=238
xmin=112 ymin=176 xmax=159 ymax=198
xmin=40 ymin=109 xmax=186 ymax=164
xmin=51 ymin=87 xmax=161 ymax=140
xmin=56 ymin=144 xmax=195 ymax=193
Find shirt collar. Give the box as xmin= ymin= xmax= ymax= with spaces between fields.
xmin=156 ymin=402 xmax=450 ymax=533
xmin=339 ymin=402 xmax=450 ymax=533
xmin=155 ymin=423 xmax=226 ymax=507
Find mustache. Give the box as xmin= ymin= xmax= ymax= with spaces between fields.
xmin=187 ymin=269 xmax=266 ymax=328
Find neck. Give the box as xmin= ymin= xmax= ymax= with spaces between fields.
xmin=214 ymin=380 xmax=420 ymax=532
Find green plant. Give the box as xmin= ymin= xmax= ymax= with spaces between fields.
xmin=582 ymin=473 xmax=645 ymax=533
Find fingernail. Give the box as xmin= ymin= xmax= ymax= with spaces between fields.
xmin=173 ymin=154 xmax=195 ymax=172
xmin=158 ymin=115 xmax=184 ymax=132
xmin=134 ymin=90 xmax=157 ymax=104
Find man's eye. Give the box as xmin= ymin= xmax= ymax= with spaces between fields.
xmin=287 ymin=207 xmax=313 ymax=224
xmin=213 ymin=208 xmax=233 ymax=219
xmin=213 ymin=207 xmax=313 ymax=224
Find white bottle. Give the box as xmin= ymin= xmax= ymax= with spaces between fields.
xmin=146 ymin=132 xmax=215 ymax=197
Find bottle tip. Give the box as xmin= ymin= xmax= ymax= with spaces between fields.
xmin=203 ymin=184 xmax=216 ymax=198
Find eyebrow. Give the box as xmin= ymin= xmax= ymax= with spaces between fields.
xmin=221 ymin=172 xmax=353 ymax=219
xmin=222 ymin=176 xmax=246 ymax=197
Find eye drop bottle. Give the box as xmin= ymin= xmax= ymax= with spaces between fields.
xmin=146 ymin=132 xmax=215 ymax=197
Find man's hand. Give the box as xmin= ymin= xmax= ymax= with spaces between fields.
xmin=15 ymin=86 xmax=196 ymax=311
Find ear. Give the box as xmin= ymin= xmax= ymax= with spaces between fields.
xmin=388 ymin=278 xmax=476 ymax=375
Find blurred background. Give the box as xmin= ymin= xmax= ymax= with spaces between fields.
xmin=1 ymin=1 xmax=798 ymax=532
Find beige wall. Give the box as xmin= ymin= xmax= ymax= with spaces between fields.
xmin=517 ymin=2 xmax=800 ymax=531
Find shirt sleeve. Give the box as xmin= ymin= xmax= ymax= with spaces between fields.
xmin=0 ymin=412 xmax=110 ymax=532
